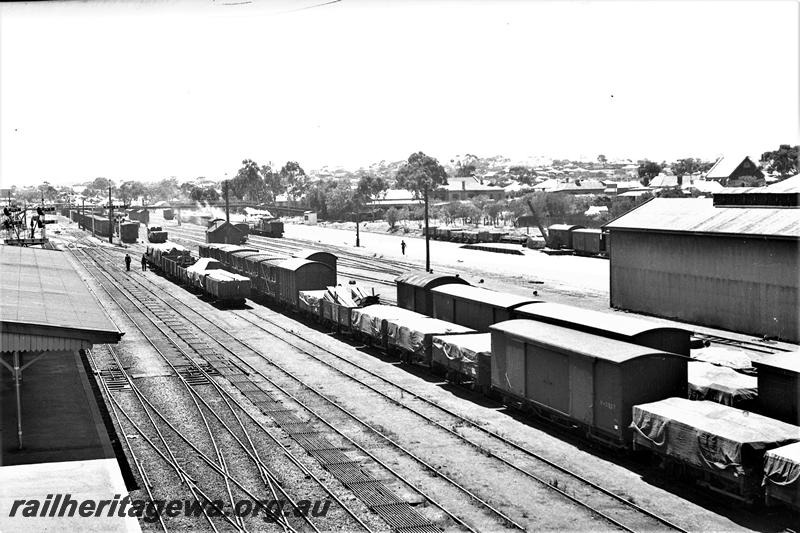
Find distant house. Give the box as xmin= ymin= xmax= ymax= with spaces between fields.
xmin=705 ymin=156 xmax=765 ymax=187
xmin=431 ymin=177 xmax=505 ymax=202
xmin=549 ymin=178 xmax=606 ymax=195
xmin=649 ymin=174 xmax=681 ymax=189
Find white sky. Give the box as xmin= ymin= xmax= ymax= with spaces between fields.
xmin=1 ymin=0 xmax=798 ymax=187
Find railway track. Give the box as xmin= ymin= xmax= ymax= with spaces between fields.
xmin=85 ymin=240 xmax=689 ymax=532
xmin=73 ymin=244 xmax=521 ymax=533
xmin=71 ymin=246 xmax=381 ymax=533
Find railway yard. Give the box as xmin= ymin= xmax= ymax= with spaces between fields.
xmin=2 ymin=207 xmax=793 ymax=533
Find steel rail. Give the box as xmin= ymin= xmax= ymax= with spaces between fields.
xmin=236 ymin=310 xmax=691 ymax=533
xmin=82 ymin=246 xmax=499 ymax=533
xmin=73 ymin=249 xmax=357 ymax=533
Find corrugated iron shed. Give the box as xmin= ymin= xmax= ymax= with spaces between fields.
xmin=604 ymin=198 xmax=799 ymax=239
xmin=0 ymin=246 xmax=122 ymax=351
xmin=490 ymin=319 xmax=675 ymax=364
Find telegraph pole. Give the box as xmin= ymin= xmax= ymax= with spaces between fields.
xmin=81 ymin=199 xmax=85 ymax=230
xmin=108 ymin=186 xmax=114 ymax=244
xmin=224 ymin=180 xmax=230 ymax=223
xmin=355 ymin=209 xmax=360 ymax=247
xmin=424 ymin=185 xmax=430 ymax=272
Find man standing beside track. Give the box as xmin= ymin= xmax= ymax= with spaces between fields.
xmin=124 ymin=253 xmax=131 ymax=271
xmin=141 ymin=253 xmax=147 ymax=271
xmin=401 ymin=240 xmax=406 ymax=255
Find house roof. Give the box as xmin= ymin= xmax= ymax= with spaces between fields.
xmin=603 ymin=198 xmax=800 ymax=239
xmin=1 ymin=246 xmax=123 ymax=349
xmin=765 ymin=174 xmax=800 ymax=193
xmin=706 ymin=155 xmax=762 ymax=179
xmin=649 ymin=174 xmax=680 ymax=188
xmin=490 ymin=320 xmax=677 ymax=364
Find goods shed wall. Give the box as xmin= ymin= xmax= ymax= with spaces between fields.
xmin=609 ymin=230 xmax=799 ymax=341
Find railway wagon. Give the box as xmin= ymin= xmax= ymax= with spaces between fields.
xmin=250 ymin=217 xmax=284 ymax=238
xmin=547 ymin=224 xmax=584 ymax=249
xmin=245 ymin=253 xmax=287 ymax=280
xmin=292 ymin=250 xmax=337 ymax=276
xmin=117 ymin=221 xmax=140 ymax=243
xmin=489 ymin=320 xmax=687 ymax=447
xmin=263 ymin=258 xmax=336 ymax=309
xmin=147 ymin=227 xmax=168 ymax=243
xmin=203 ymin=270 xmax=251 ymax=304
xmin=687 ymin=361 xmax=757 ymax=408
xmin=512 ymin=302 xmax=692 ymax=356
xmin=90 ymin=215 xmax=112 ymax=237
xmin=632 ymin=398 xmax=800 ymax=501
xmin=351 ymin=305 xmax=423 ymax=346
xmin=318 ymin=285 xmax=380 ymax=334
xmin=229 ymin=250 xmax=264 ymax=276
xmin=384 ymin=315 xmax=475 ymax=365
xmin=431 ymin=333 xmax=492 ymax=392
xmin=185 ymin=258 xmax=227 ymax=289
xmin=126 ymin=208 xmax=150 ymax=225
xmin=162 ymin=208 xmax=174 ymax=220
xmin=572 ymin=228 xmax=605 ymax=256
xmin=145 ymin=242 xmax=193 ymax=269
xmin=298 ymin=289 xmax=327 ymax=320
xmin=431 ymin=284 xmax=538 ymax=333
xmin=764 ymin=441 xmax=800 ymax=511
xmin=396 ymin=271 xmax=470 ymax=316
xmin=754 ymin=352 xmax=800 ymax=425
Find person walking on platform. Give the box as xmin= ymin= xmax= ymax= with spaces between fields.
xmin=141 ymin=254 xmax=147 ymax=272
xmin=401 ymin=240 xmax=406 ymax=256
xmin=124 ymin=253 xmax=131 ymax=271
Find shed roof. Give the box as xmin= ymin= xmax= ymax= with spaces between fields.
xmin=395 ymin=271 xmax=470 ymax=288
xmin=489 ymin=319 xmax=676 ymax=363
xmin=1 ymin=246 xmax=122 ymax=348
xmin=207 ymin=220 xmax=244 ymax=234
xmin=603 ymin=198 xmax=800 ymax=239
xmin=431 ymin=284 xmax=537 ymax=309
xmin=548 ymin=224 xmax=584 ymax=231
xmin=513 ymin=302 xmax=687 ymax=338
xmin=753 ymin=351 xmax=800 ymax=374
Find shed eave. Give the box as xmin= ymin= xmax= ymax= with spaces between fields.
xmin=2 ymin=321 xmax=124 ymax=346
xmin=604 ymin=227 xmax=800 ymax=241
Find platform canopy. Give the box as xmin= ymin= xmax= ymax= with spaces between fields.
xmin=1 ymin=246 xmax=122 ymax=353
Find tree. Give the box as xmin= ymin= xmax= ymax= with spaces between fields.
xmin=508 ymin=165 xmax=537 ymax=185
xmin=307 ymin=180 xmax=334 ymax=218
xmin=637 ymin=160 xmax=662 ymax=186
xmin=355 ymin=174 xmax=388 ymax=204
xmin=189 ymin=186 xmax=219 ymax=203
xmin=672 ymin=158 xmax=713 ymax=178
xmin=324 ymin=179 xmax=355 ymax=220
xmin=148 ymin=178 xmax=180 ymax=202
xmin=760 ymin=144 xmax=799 ymax=178
xmin=454 ymin=154 xmax=479 ymax=177
xmin=385 ymin=207 xmax=400 ymax=229
xmin=230 ymin=159 xmax=268 ymax=202
xmin=262 ymin=164 xmax=284 ymax=200
xmin=395 ymin=152 xmax=449 ymax=271
xmin=597 ymin=154 xmax=607 ymax=166
xmin=119 ymin=180 xmax=147 ymax=205
xmin=280 ymin=161 xmax=308 ymax=206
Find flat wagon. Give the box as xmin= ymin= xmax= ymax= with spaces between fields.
xmin=490 ymin=319 xmax=687 ymax=447
xmin=632 ymin=397 xmax=800 ymax=501
xmin=431 ymin=332 xmax=492 ymax=392
xmin=764 ymin=441 xmax=800 ymax=511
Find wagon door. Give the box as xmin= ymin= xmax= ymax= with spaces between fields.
xmin=527 ymin=347 xmax=569 ymax=414
xmin=570 ymin=356 xmax=594 ymax=425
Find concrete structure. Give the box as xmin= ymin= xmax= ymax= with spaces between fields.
xmin=705 ymin=155 xmax=765 ymax=187
xmin=604 ymin=196 xmax=799 ymax=341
